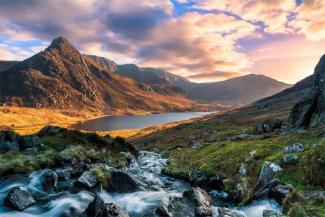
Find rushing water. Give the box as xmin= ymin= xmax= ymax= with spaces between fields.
xmin=72 ymin=112 xmax=213 ymax=131
xmin=0 ymin=151 xmax=282 ymax=217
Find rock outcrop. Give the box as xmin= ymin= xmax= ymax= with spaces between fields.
xmin=289 ymin=54 xmax=325 ymax=127
xmin=183 ymin=187 xmax=213 ymax=217
xmin=4 ymin=187 xmax=36 ymax=211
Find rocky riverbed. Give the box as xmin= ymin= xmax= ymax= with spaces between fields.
xmin=0 ymin=150 xmax=285 ymax=217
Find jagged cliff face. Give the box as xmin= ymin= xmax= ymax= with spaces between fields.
xmin=289 ymin=55 xmax=325 ymax=127
xmin=0 ymin=37 xmax=205 ymax=113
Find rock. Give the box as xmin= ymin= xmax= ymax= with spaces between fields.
xmin=23 ymin=147 xmax=39 ymax=155
xmin=155 ymin=205 xmax=174 ymax=217
xmin=253 ymin=161 xmax=281 ymax=194
xmin=269 ymin=183 xmax=293 ymax=203
xmin=43 ymin=169 xmax=58 ymax=190
xmin=119 ymin=152 xmax=135 ymax=164
xmin=284 ymin=143 xmax=304 ymax=153
xmin=0 ymin=141 xmax=19 ymax=153
xmin=86 ymin=195 xmax=105 ymax=217
xmin=18 ymin=135 xmax=43 ymax=150
xmin=289 ymin=54 xmax=325 ymax=128
xmin=229 ymin=134 xmax=251 ymax=141
xmin=86 ymin=195 xmax=130 ymax=217
xmin=239 ymin=163 xmax=246 ymax=175
xmin=106 ymin=171 xmax=138 ymax=193
xmin=254 ymin=118 xmax=283 ymax=134
xmin=263 ymin=209 xmax=287 ymax=217
xmin=4 ymin=187 xmax=36 ymax=211
xmin=215 ymin=207 xmax=245 ymax=217
xmin=188 ymin=170 xmax=222 ymax=190
xmin=191 ymin=142 xmax=202 ymax=151
xmin=283 ymin=154 xmax=299 ymax=164
xmin=76 ymin=171 xmax=98 ymax=189
xmin=101 ymin=203 xmax=130 ymax=217
xmin=304 ymin=191 xmax=325 ymax=200
xmin=183 ymin=187 xmax=213 ymax=216
xmin=38 ymin=125 xmax=63 ymax=136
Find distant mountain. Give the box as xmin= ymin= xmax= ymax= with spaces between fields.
xmin=0 ymin=37 xmax=211 ymax=113
xmin=186 ymin=74 xmax=291 ymax=106
xmin=254 ymin=75 xmax=313 ymax=108
xmin=0 ymin=60 xmax=18 ymax=72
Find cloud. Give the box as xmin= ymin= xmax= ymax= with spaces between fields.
xmin=187 ymin=71 xmax=242 ymax=81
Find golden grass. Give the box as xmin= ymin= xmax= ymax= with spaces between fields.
xmin=0 ymin=106 xmax=102 ymax=135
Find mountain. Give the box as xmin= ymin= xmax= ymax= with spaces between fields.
xmin=186 ymin=74 xmax=291 ymax=106
xmin=254 ymin=75 xmax=313 ymax=108
xmin=0 ymin=60 xmax=18 ymax=72
xmin=109 ymin=63 xmax=291 ymax=106
xmin=0 ymin=37 xmax=211 ymax=114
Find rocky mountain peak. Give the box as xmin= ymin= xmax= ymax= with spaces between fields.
xmin=47 ymin=37 xmax=74 ymax=50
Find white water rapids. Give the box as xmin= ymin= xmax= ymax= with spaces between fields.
xmin=0 ymin=151 xmax=282 ymax=217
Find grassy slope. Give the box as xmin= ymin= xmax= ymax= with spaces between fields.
xmin=132 ymin=103 xmax=325 ymax=216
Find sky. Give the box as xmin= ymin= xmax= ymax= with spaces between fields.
xmin=0 ymin=0 xmax=325 ymax=84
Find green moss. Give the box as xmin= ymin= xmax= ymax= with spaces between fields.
xmin=90 ymin=167 xmax=111 ymax=188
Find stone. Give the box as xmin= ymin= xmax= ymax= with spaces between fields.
xmin=183 ymin=187 xmax=213 ymax=216
xmin=253 ymin=161 xmax=281 ymax=194
xmin=214 ymin=207 xmax=245 ymax=217
xmin=188 ymin=170 xmax=222 ymax=190
xmin=86 ymin=195 xmax=105 ymax=217
xmin=43 ymin=169 xmax=58 ymax=190
xmin=0 ymin=141 xmax=19 ymax=153
xmin=289 ymin=54 xmax=325 ymax=128
xmin=76 ymin=171 xmax=98 ymax=189
xmin=263 ymin=209 xmax=287 ymax=217
xmin=284 ymin=143 xmax=304 ymax=153
xmin=239 ymin=163 xmax=246 ymax=175
xmin=192 ymin=142 xmax=203 ymax=151
xmin=229 ymin=134 xmax=251 ymax=141
xmin=155 ymin=205 xmax=174 ymax=217
xmin=4 ymin=187 xmax=36 ymax=211
xmin=106 ymin=171 xmax=138 ymax=193
xmin=283 ymin=154 xmax=299 ymax=164
xmin=101 ymin=203 xmax=130 ymax=217
xmin=255 ymin=118 xmax=283 ymax=134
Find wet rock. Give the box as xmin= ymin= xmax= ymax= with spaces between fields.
xmin=214 ymin=207 xmax=245 ymax=217
xmin=188 ymin=170 xmax=222 ymax=190
xmin=43 ymin=169 xmax=58 ymax=190
xmin=270 ymin=183 xmax=293 ymax=203
xmin=0 ymin=141 xmax=19 ymax=153
xmin=183 ymin=187 xmax=213 ymax=216
xmin=253 ymin=161 xmax=281 ymax=194
xmin=86 ymin=195 xmax=105 ymax=217
xmin=119 ymin=152 xmax=136 ymax=164
xmin=263 ymin=209 xmax=287 ymax=217
xmin=289 ymin=54 xmax=325 ymax=128
xmin=4 ymin=187 xmax=36 ymax=211
xmin=229 ymin=134 xmax=251 ymax=141
xmin=106 ymin=171 xmax=139 ymax=193
xmin=101 ymin=203 xmax=130 ymax=217
xmin=76 ymin=171 xmax=98 ymax=189
xmin=18 ymin=135 xmax=43 ymax=150
xmin=155 ymin=205 xmax=174 ymax=217
xmin=283 ymin=154 xmax=299 ymax=164
xmin=284 ymin=143 xmax=304 ymax=153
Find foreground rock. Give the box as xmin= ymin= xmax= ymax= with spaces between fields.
xmin=253 ymin=161 xmax=282 ymax=193
xmin=183 ymin=187 xmax=213 ymax=216
xmin=43 ymin=169 xmax=59 ymax=190
xmin=263 ymin=209 xmax=287 ymax=217
xmin=86 ymin=195 xmax=129 ymax=217
xmin=254 ymin=118 xmax=283 ymax=134
xmin=4 ymin=187 xmax=36 ymax=211
xmin=76 ymin=171 xmax=98 ymax=189
xmin=289 ymin=54 xmax=325 ymax=127
xmin=106 ymin=171 xmax=138 ymax=193
xmin=214 ymin=207 xmax=244 ymax=217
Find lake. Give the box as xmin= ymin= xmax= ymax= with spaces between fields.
xmin=72 ymin=112 xmax=213 ymax=131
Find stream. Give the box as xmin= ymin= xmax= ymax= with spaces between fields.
xmin=0 ymin=151 xmax=282 ymax=217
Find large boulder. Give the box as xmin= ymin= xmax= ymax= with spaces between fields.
xmin=86 ymin=195 xmax=130 ymax=217
xmin=254 ymin=118 xmax=283 ymax=134
xmin=183 ymin=187 xmax=213 ymax=216
xmin=289 ymin=54 xmax=325 ymax=128
xmin=253 ymin=161 xmax=281 ymax=194
xmin=4 ymin=187 xmax=36 ymax=211
xmin=155 ymin=205 xmax=174 ymax=217
xmin=76 ymin=171 xmax=98 ymax=189
xmin=106 ymin=171 xmax=138 ymax=193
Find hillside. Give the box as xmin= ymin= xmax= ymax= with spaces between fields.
xmin=0 ymin=60 xmax=18 ymax=72
xmin=0 ymin=37 xmax=213 ymax=114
